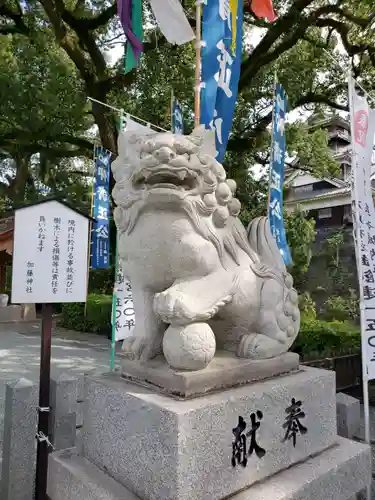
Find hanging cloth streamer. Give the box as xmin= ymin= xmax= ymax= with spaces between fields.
xmin=148 ymin=0 xmax=195 ymax=45
xmin=117 ymin=0 xmax=143 ymax=59
xmin=249 ymin=0 xmax=277 ymax=22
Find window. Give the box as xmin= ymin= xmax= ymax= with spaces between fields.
xmin=343 ymin=205 xmax=352 ymax=223
xmin=341 ymin=163 xmax=351 ymax=180
xmin=318 ymin=208 xmax=332 ymax=219
xmin=294 ymin=184 xmax=313 ymax=194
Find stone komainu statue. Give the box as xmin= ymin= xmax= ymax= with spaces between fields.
xmin=112 ymin=127 xmax=300 ymax=371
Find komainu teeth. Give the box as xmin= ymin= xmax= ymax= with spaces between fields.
xmin=169 ymin=156 xmax=189 ymax=168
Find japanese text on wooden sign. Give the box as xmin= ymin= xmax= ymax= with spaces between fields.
xmin=12 ymin=200 xmax=89 ymax=303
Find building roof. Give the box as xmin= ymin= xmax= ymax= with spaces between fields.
xmin=307 ymin=115 xmax=350 ymax=132
xmin=285 ymin=187 xmax=350 ymax=205
xmin=286 ymin=185 xmax=375 ymax=207
xmin=285 ymin=170 xmax=346 ymax=189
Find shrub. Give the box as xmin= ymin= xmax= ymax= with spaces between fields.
xmin=60 ymin=293 xmax=113 ymax=335
xmin=292 ymin=318 xmax=360 ymax=361
xmin=298 ymin=292 xmax=316 ymax=321
xmin=88 ymin=268 xmax=115 ymax=295
xmin=321 ymin=292 xmax=359 ymax=322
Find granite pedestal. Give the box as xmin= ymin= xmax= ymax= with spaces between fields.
xmin=47 ymin=362 xmax=371 ymax=500
xmin=121 ymin=351 xmax=299 ymax=398
xmin=48 ymin=437 xmax=370 ymax=500
xmin=81 ymin=366 xmax=338 ymax=500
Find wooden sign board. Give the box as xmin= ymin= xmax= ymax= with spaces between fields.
xmin=12 ymin=199 xmax=90 ymax=304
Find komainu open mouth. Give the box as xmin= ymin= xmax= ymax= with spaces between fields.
xmin=133 ymin=168 xmax=198 ymax=191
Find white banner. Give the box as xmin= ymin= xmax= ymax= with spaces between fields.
xmin=112 ymin=262 xmax=135 ymax=342
xmin=148 ymin=0 xmax=195 ymax=46
xmin=125 ymin=117 xmax=152 ymax=134
xmin=349 ymin=76 xmax=375 ymax=380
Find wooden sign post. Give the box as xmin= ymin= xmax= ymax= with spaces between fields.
xmin=11 ymin=198 xmax=92 ymax=500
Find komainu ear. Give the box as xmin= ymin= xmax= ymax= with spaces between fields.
xmin=190 ymin=126 xmax=216 ymax=157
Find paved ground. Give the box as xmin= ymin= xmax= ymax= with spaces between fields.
xmin=0 ymin=320 xmax=120 ymax=444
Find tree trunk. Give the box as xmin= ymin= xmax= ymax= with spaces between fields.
xmin=91 ymin=101 xmax=118 ymax=156
xmin=8 ymin=154 xmax=31 ymax=204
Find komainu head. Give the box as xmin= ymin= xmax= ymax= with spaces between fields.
xmin=112 ymin=127 xmax=242 ymax=225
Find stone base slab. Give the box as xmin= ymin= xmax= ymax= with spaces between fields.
xmin=82 ymin=367 xmax=337 ymax=500
xmin=233 ymin=437 xmax=371 ymax=500
xmin=47 ymin=448 xmax=139 ymax=500
xmin=121 ymin=351 xmax=299 ymax=398
xmin=48 ymin=438 xmax=371 ymax=500
xmin=0 ymin=305 xmax=22 ymax=323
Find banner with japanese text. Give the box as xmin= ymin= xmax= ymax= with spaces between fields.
xmin=349 ymin=78 xmax=375 ymax=380
xmin=200 ymin=0 xmax=243 ymax=162
xmin=267 ymin=83 xmax=292 ymax=266
xmin=91 ymin=146 xmax=111 ymax=269
xmin=111 ymin=256 xmax=135 ymax=341
xmin=171 ymin=95 xmax=184 ymax=134
xmin=111 ymin=114 xmax=150 ymax=344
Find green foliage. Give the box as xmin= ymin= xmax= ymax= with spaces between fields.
xmin=292 ymin=318 xmax=360 ymax=361
xmin=88 ymin=268 xmax=115 ymax=295
xmin=301 ymin=230 xmax=358 ymax=310
xmin=298 ymin=292 xmax=316 ymax=321
xmin=0 ymin=31 xmax=92 ymax=205
xmin=284 ymin=208 xmax=316 ymax=283
xmin=320 ymin=230 xmax=345 ymax=269
xmin=0 ymin=0 xmax=373 ymax=316
xmin=321 ymin=293 xmax=359 ymax=323
xmin=286 ymin=124 xmax=340 ymax=179
xmin=60 ymin=294 xmax=112 ymax=335
xmin=1 ymin=0 xmax=374 ymax=220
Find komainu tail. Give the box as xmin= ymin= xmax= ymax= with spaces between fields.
xmin=247 ymin=216 xmax=286 ymax=273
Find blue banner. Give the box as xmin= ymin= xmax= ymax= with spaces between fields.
xmin=171 ymin=96 xmax=184 ymax=134
xmin=200 ymin=0 xmax=243 ymax=162
xmin=268 ymin=83 xmax=292 ymax=266
xmin=91 ymin=146 xmax=111 ymax=269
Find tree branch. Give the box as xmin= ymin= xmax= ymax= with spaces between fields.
xmin=38 ymin=0 xmax=96 ymax=85
xmin=293 ymin=92 xmax=348 ymax=112
xmin=239 ymin=0 xmax=318 ymax=89
xmin=95 ymin=72 xmax=135 ymax=96
xmin=0 ymin=131 xmax=93 ymax=157
xmin=239 ymin=2 xmax=375 ymax=92
xmin=227 ymin=90 xmax=347 ymax=152
xmin=315 ymin=18 xmax=374 ymax=56
xmin=80 ymin=4 xmax=117 ymax=31
xmin=0 ymin=3 xmax=29 ymax=34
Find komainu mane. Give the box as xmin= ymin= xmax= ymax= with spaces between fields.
xmin=112 ymin=126 xmax=300 ymax=371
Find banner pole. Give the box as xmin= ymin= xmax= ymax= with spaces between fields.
xmin=84 ymin=144 xmax=96 ymax=318
xmin=268 ymin=72 xmax=278 ymax=209
xmin=109 ymin=109 xmax=125 ymax=372
xmin=110 ymin=234 xmax=119 ymax=372
xmin=171 ymin=90 xmax=174 ymax=131
xmin=194 ymin=0 xmax=203 ymax=127
xmin=348 ymin=71 xmax=372 ymax=500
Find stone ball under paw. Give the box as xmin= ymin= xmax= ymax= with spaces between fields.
xmin=163 ymin=322 xmax=216 ymax=371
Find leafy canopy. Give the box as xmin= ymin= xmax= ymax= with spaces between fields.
xmin=0 ymin=0 xmax=373 ymax=258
